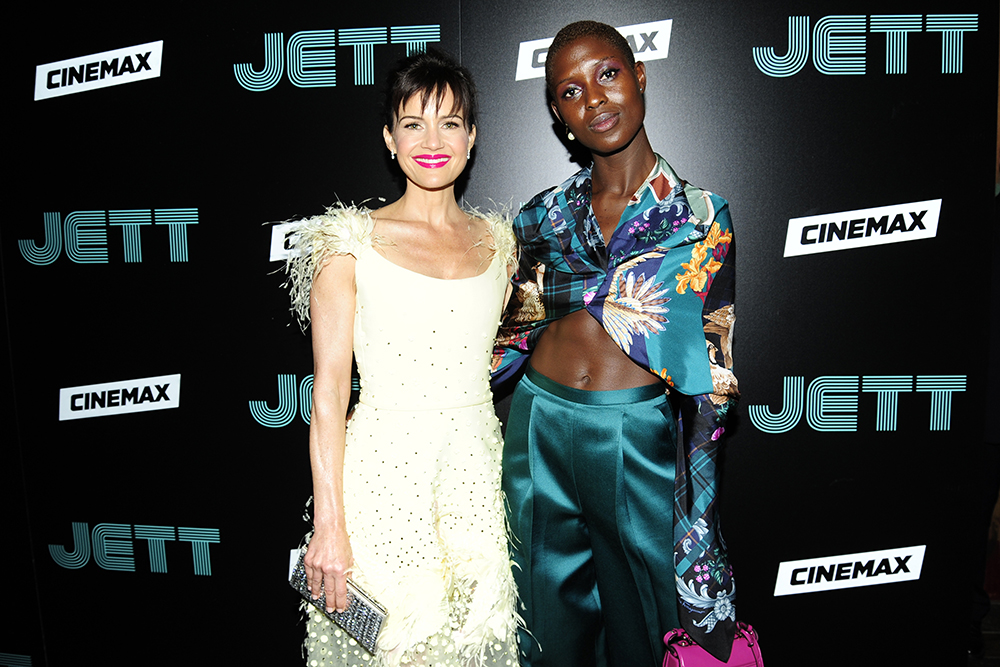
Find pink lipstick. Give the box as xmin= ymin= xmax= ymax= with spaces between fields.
xmin=413 ymin=154 xmax=451 ymax=168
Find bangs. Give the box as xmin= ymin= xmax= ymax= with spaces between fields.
xmin=401 ymin=82 xmax=466 ymax=124
xmin=384 ymin=49 xmax=477 ymax=130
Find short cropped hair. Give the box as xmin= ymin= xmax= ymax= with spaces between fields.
xmin=384 ymin=49 xmax=478 ymax=130
xmin=545 ymin=21 xmax=636 ymax=91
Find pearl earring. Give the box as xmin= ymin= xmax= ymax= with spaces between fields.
xmin=566 ymin=126 xmax=575 ymax=141
xmin=390 ymin=151 xmax=396 ymax=160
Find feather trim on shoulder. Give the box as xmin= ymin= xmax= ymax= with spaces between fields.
xmin=471 ymin=209 xmax=517 ymax=271
xmin=284 ymin=203 xmax=375 ymax=329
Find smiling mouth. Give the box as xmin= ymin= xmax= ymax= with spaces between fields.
xmin=589 ymin=112 xmax=619 ymax=132
xmin=413 ymin=154 xmax=451 ymax=168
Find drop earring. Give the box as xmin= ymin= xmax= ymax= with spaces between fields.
xmin=565 ymin=126 xmax=575 ymax=141
xmin=390 ymin=151 xmax=396 ymax=160
xmin=467 ymin=148 xmax=471 ymax=159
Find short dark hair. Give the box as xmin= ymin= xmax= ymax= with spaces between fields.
xmin=384 ymin=49 xmax=477 ymax=130
xmin=545 ymin=21 xmax=636 ymax=91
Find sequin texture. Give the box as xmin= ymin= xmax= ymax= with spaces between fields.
xmin=290 ymin=208 xmax=520 ymax=667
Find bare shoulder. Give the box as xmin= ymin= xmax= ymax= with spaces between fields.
xmin=368 ymin=202 xmax=418 ymax=246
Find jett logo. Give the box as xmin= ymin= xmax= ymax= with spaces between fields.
xmin=748 ymin=375 xmax=965 ymax=433
xmin=515 ymin=20 xmax=672 ymax=81
xmin=234 ymin=25 xmax=440 ymax=91
xmin=0 ymin=654 xmax=31 ymax=667
xmin=754 ymin=14 xmax=977 ymax=77
xmin=19 ymin=209 xmax=198 ymax=265
xmin=774 ymin=545 xmax=925 ymax=596
xmin=35 ymin=40 xmax=163 ymax=101
xmin=59 ymin=374 xmax=181 ymax=421
xmin=249 ymin=374 xmax=361 ymax=426
xmin=783 ymin=199 xmax=940 ymax=257
xmin=49 ymin=522 xmax=219 ymax=575
xmin=249 ymin=374 xmax=314 ymax=427
xmin=250 ymin=374 xmax=363 ymax=426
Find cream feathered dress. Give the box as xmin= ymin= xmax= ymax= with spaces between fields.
xmin=287 ymin=205 xmax=520 ymax=667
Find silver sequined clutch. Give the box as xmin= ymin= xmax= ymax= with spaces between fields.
xmin=290 ymin=549 xmax=387 ymax=654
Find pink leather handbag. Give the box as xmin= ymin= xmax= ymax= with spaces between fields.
xmin=663 ymin=623 xmax=763 ymax=667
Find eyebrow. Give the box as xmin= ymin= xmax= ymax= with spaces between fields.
xmin=553 ymin=56 xmax=617 ymax=88
xmin=397 ymin=113 xmax=465 ymax=123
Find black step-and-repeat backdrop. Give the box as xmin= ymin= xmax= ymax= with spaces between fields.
xmin=5 ymin=2 xmax=997 ymax=665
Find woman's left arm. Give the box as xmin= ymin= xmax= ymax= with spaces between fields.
xmin=672 ymin=213 xmax=739 ymax=661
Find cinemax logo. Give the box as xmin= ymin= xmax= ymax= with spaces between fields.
xmin=269 ymin=222 xmax=303 ymax=262
xmin=754 ymin=15 xmax=977 ymax=77
xmin=59 ymin=374 xmax=180 ymax=421
xmin=783 ymin=199 xmax=940 ymax=258
xmin=515 ymin=20 xmax=672 ymax=81
xmin=774 ymin=545 xmax=925 ymax=596
xmin=34 ymin=40 xmax=163 ymax=101
xmin=269 ymin=213 xmax=386 ymax=261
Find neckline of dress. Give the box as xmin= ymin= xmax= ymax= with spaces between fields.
xmin=366 ymin=245 xmax=498 ymax=282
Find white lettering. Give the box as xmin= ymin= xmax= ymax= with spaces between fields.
xmin=784 ymin=199 xmax=940 ymax=257
xmin=59 ymin=374 xmax=181 ymax=421
xmin=515 ymin=20 xmax=672 ymax=81
xmin=35 ymin=41 xmax=163 ymax=101
xmin=774 ymin=545 xmax=925 ymax=596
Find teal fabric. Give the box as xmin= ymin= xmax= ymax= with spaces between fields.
xmin=504 ymin=367 xmax=680 ymax=667
xmin=493 ymin=155 xmax=732 ymax=398
xmin=495 ymin=155 xmax=739 ymax=661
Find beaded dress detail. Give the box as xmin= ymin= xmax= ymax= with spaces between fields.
xmin=287 ymin=205 xmax=520 ymax=667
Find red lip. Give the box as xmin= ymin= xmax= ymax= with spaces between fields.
xmin=589 ymin=112 xmax=619 ymax=133
xmin=412 ymin=154 xmax=451 ymax=169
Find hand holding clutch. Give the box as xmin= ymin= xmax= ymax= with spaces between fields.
xmin=290 ymin=548 xmax=387 ymax=655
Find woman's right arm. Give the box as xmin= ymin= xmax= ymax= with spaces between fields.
xmin=303 ymin=253 xmax=356 ymax=613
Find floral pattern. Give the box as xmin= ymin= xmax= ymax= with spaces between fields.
xmin=675 ymin=223 xmax=732 ymax=296
xmin=602 ymin=255 xmax=671 ymax=354
xmin=493 ymin=155 xmax=739 ymax=662
xmin=677 ymin=543 xmax=737 ymax=634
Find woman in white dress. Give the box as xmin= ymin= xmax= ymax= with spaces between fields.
xmin=286 ymin=51 xmax=519 ymax=666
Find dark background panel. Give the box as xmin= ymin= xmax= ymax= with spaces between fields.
xmin=10 ymin=4 xmax=461 ymax=664
xmin=463 ymin=1 xmax=996 ymax=665
xmin=0 ymin=226 xmax=46 ymax=664
xmin=5 ymin=1 xmax=998 ymax=665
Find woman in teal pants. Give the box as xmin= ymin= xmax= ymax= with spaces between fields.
xmin=494 ymin=20 xmax=740 ymax=667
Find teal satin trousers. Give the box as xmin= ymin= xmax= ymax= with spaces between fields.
xmin=503 ymin=367 xmax=680 ymax=667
